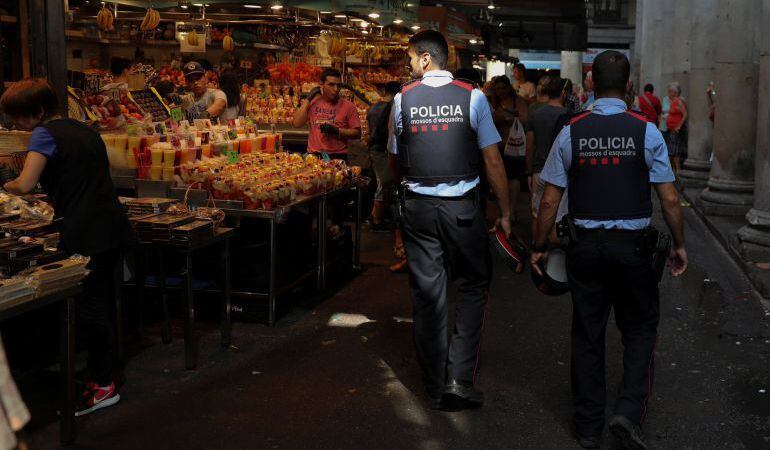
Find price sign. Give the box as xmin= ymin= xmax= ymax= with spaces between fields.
xmin=170 ymin=106 xmax=184 ymax=122
xmin=225 ymin=150 xmax=239 ymax=164
xmin=240 ymin=60 xmax=254 ymax=70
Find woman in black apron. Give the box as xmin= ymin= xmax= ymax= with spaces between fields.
xmin=1 ymin=78 xmax=132 ymax=416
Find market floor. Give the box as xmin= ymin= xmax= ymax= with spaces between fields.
xmin=22 ymin=198 xmax=770 ymax=450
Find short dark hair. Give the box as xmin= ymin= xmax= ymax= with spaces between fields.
xmin=515 ymin=63 xmax=526 ymax=71
xmin=454 ymin=68 xmax=482 ymax=85
xmin=493 ymin=75 xmax=511 ymax=86
xmin=320 ymin=68 xmax=341 ymax=83
xmin=592 ymin=50 xmax=630 ymax=95
xmin=381 ymin=81 xmax=402 ymax=97
xmin=644 ymin=83 xmax=654 ymax=93
xmin=408 ymin=30 xmax=449 ymax=69
xmin=0 ymin=78 xmax=59 ymax=120
xmin=110 ymin=57 xmax=132 ymax=76
xmin=544 ymin=77 xmax=565 ymax=99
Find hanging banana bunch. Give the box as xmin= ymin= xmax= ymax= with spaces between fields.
xmin=140 ymin=8 xmax=161 ymax=32
xmin=187 ymin=31 xmax=199 ymax=46
xmin=96 ymin=6 xmax=114 ymax=31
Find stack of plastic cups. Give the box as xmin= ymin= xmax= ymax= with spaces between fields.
xmin=163 ymin=146 xmax=176 ymax=181
xmin=150 ymin=143 xmax=163 ymax=181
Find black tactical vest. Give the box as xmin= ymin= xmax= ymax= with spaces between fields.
xmin=398 ymin=79 xmax=479 ymax=183
xmin=567 ymin=111 xmax=652 ymax=220
xmin=40 ymin=119 xmax=133 ymax=255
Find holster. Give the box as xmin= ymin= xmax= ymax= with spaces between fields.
xmin=556 ymin=215 xmax=580 ymax=244
xmin=635 ymin=227 xmax=671 ymax=283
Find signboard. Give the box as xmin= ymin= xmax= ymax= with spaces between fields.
xmin=176 ymin=22 xmax=207 ymax=53
xmin=170 ymin=106 xmax=184 ymax=123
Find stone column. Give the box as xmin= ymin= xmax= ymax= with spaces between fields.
xmin=658 ymin=0 xmax=676 ymax=88
xmin=679 ymin=0 xmax=719 ymax=188
xmin=671 ymin=0 xmax=692 ymax=90
xmin=631 ymin=0 xmax=643 ymax=88
xmin=640 ymin=0 xmax=664 ymax=92
xmin=560 ymin=51 xmax=583 ymax=87
xmin=737 ymin=0 xmax=770 ymax=260
xmin=698 ymin=0 xmax=761 ymax=216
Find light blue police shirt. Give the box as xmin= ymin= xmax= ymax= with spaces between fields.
xmin=388 ymin=70 xmax=501 ymax=197
xmin=539 ymin=97 xmax=675 ymax=230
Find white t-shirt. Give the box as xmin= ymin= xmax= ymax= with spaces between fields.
xmin=184 ymin=88 xmax=227 ymax=120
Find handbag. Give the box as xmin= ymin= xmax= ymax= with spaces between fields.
xmin=503 ymin=117 xmax=526 ymax=157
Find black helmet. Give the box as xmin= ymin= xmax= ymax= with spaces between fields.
xmin=531 ymin=246 xmax=569 ymax=296
xmin=493 ymin=229 xmax=529 ymax=274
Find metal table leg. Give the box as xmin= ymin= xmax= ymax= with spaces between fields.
xmin=157 ymin=252 xmax=171 ymax=344
xmin=60 ymin=296 xmax=75 ymax=445
xmin=317 ymin=196 xmax=327 ymax=291
xmin=268 ymin=219 xmax=277 ymax=326
xmin=184 ymin=252 xmax=195 ymax=370
xmin=114 ymin=253 xmax=124 ymax=365
xmin=221 ymin=239 xmax=232 ymax=347
xmin=135 ymin=248 xmax=145 ymax=336
xmin=354 ymin=186 xmax=362 ymax=270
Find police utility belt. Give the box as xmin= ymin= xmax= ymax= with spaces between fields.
xmin=556 ymin=215 xmax=672 ymax=282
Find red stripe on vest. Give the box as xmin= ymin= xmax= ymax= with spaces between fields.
xmin=401 ymin=80 xmax=421 ymax=94
xmin=625 ymin=110 xmax=649 ymax=123
xmin=451 ymin=80 xmax=473 ymax=92
xmin=569 ymin=111 xmax=592 ymax=125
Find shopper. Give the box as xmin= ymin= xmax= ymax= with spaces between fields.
xmin=529 ymin=75 xmax=552 ymax=114
xmin=531 ymin=50 xmax=687 ymax=449
xmin=638 ymin=83 xmax=662 ymax=125
xmin=526 ymin=77 xmax=569 ymax=239
xmin=512 ymin=63 xmax=536 ymax=102
xmin=0 ymin=78 xmax=133 ymax=416
xmin=492 ymin=75 xmax=529 ymax=222
xmin=665 ymin=81 xmax=688 ymax=179
xmin=388 ymin=30 xmax=510 ymax=411
xmin=101 ymin=57 xmax=132 ymax=92
xmin=292 ymin=68 xmax=361 ymax=161
xmin=562 ymin=79 xmax=582 ymax=115
xmin=581 ymin=71 xmax=595 ymax=110
xmin=218 ymin=70 xmax=245 ymax=122
xmin=181 ymin=61 xmax=227 ymax=121
xmin=367 ymin=81 xmax=401 ymax=231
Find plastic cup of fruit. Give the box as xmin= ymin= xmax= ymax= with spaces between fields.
xmin=125 ymin=147 xmax=138 ymax=169
xmin=201 ymin=144 xmax=212 ymax=158
xmin=162 ymin=167 xmax=175 ymax=181
xmin=150 ymin=166 xmax=162 ymax=181
xmin=163 ymin=149 xmax=176 ymax=168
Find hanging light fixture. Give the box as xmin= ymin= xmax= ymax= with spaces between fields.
xmin=393 ymin=16 xmax=403 ymax=24
xmin=411 ymin=24 xmax=420 ymax=30
xmin=368 ymin=11 xmax=380 ymax=19
xmin=487 ymin=1 xmax=495 ymax=10
xmin=270 ymin=1 xmax=284 ymax=10
xmin=178 ymin=0 xmax=191 ymax=9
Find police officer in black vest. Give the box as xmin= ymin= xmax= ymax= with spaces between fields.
xmin=2 ymin=78 xmax=133 ymax=417
xmin=388 ymin=31 xmax=511 ymax=410
xmin=531 ymin=51 xmax=688 ymax=449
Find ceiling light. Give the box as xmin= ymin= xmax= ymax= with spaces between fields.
xmin=368 ymin=11 xmax=380 ymax=19
xmin=393 ymin=17 xmax=403 ymax=24
xmin=320 ymin=11 xmax=332 ymax=14
xmin=411 ymin=24 xmax=420 ymax=30
xmin=334 ymin=14 xmax=347 ymax=18
xmin=362 ymin=30 xmax=369 ymax=34
xmin=178 ymin=0 xmax=191 ymax=9
xmin=406 ymin=3 xmax=415 ymax=7
xmin=360 ymin=20 xmax=369 ymax=27
xmin=487 ymin=2 xmax=495 ymax=9
xmin=270 ymin=2 xmax=283 ymax=10
xmin=244 ymin=4 xmax=262 ymax=8
xmin=469 ymin=39 xmax=477 ymax=44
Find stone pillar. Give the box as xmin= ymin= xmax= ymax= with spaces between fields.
xmin=698 ymin=0 xmax=761 ymax=216
xmin=631 ymin=0 xmax=643 ymax=87
xmin=737 ymin=0 xmax=770 ymax=260
xmin=658 ymin=0 xmax=676 ymax=88
xmin=640 ymin=0 xmax=664 ymax=92
xmin=560 ymin=51 xmax=583 ymax=87
xmin=671 ymin=0 xmax=692 ymax=90
xmin=679 ymin=0 xmax=719 ymax=188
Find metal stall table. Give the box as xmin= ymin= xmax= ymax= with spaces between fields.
xmin=0 ymin=285 xmax=81 ymax=445
xmin=170 ymin=184 xmax=362 ymax=326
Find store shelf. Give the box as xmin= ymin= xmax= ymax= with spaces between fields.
xmin=0 ymin=15 xmax=18 ymax=24
xmin=67 ymin=35 xmax=179 ymax=46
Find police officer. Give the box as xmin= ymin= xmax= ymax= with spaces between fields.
xmin=388 ymin=30 xmax=512 ymax=410
xmin=530 ymin=51 xmax=688 ymax=449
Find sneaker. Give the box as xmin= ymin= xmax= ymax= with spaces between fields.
xmin=609 ymin=415 xmax=647 ymax=450
xmin=75 ymin=381 xmax=121 ymax=417
xmin=441 ymin=379 xmax=484 ymax=411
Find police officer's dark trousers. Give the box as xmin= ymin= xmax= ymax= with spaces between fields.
xmin=402 ymin=190 xmax=491 ymax=397
xmin=566 ymin=228 xmax=659 ymax=437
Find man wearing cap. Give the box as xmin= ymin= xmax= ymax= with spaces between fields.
xmin=388 ymin=30 xmax=511 ymax=411
xmin=530 ymin=50 xmax=687 ymax=449
xmin=181 ymin=61 xmax=227 ymax=121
